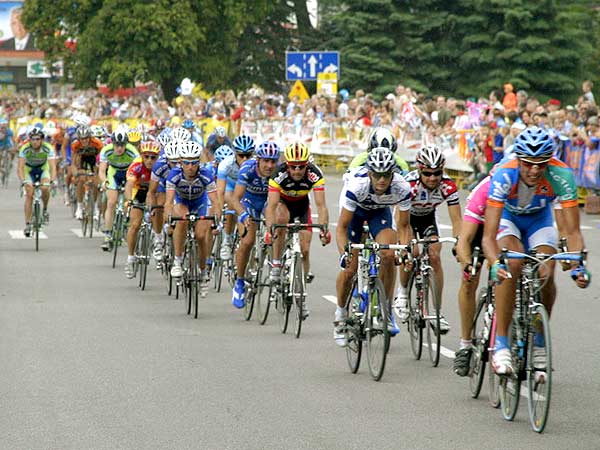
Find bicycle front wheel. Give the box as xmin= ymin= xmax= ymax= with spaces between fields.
xmin=256 ymin=247 xmax=272 ymax=325
xmin=365 ymin=278 xmax=389 ymax=381
xmin=187 ymin=244 xmax=199 ymax=318
xmin=87 ymin=194 xmax=94 ymax=238
xmin=527 ymin=304 xmax=552 ymax=433
xmin=139 ymin=227 xmax=150 ymax=291
xmin=500 ymin=317 xmax=521 ymax=421
xmin=407 ymin=272 xmax=423 ymax=360
xmin=425 ymin=273 xmax=441 ymax=367
xmin=243 ymin=246 xmax=257 ymax=321
xmin=291 ymin=254 xmax=305 ymax=338
xmin=469 ymin=290 xmax=489 ymax=398
xmin=277 ymin=281 xmax=290 ymax=334
xmin=344 ymin=278 xmax=362 ymax=374
xmin=33 ymin=200 xmax=40 ymax=252
xmin=111 ymin=211 xmax=122 ymax=269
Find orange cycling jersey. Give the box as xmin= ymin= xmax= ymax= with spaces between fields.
xmin=71 ymin=137 xmax=103 ymax=157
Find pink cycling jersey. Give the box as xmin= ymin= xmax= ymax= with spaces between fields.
xmin=464 ymin=176 xmax=490 ymax=225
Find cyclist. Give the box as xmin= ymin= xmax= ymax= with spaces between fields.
xmin=128 ymin=130 xmax=142 ymax=150
xmin=482 ymin=127 xmax=590 ymax=376
xmin=0 ymin=117 xmax=15 ymax=169
xmin=123 ymin=141 xmax=160 ymax=278
xmin=204 ymin=126 xmax=232 ymax=161
xmin=333 ymin=148 xmax=412 ymax=346
xmin=217 ymin=135 xmax=255 ymax=261
xmin=164 ymin=141 xmax=219 ymax=284
xmin=17 ymin=127 xmax=57 ymax=236
xmin=348 ymin=127 xmax=409 ymax=173
xmin=71 ymin=125 xmax=103 ymax=220
xmin=148 ymin=140 xmax=179 ymax=261
xmin=394 ymin=144 xmax=462 ymax=334
xmin=182 ymin=119 xmax=203 ymax=146
xmin=227 ymin=141 xmax=278 ymax=308
xmin=266 ymin=142 xmax=331 ymax=290
xmin=62 ymin=114 xmax=90 ymax=205
xmin=98 ymin=130 xmax=140 ymax=251
xmin=151 ymin=118 xmax=167 ymax=137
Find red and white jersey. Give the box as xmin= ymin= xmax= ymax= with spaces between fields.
xmin=404 ymin=169 xmax=460 ymax=216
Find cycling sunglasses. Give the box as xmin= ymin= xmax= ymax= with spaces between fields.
xmin=421 ymin=170 xmax=443 ymax=177
xmin=142 ymin=154 xmax=158 ymax=160
xmin=288 ymin=163 xmax=308 ymax=171
xmin=370 ymin=171 xmax=393 ymax=179
xmin=181 ymin=160 xmax=200 ymax=166
xmin=519 ymin=158 xmax=550 ymax=168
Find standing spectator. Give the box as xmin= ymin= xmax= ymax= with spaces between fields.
xmin=503 ymin=122 xmax=526 ymax=154
xmin=583 ymin=80 xmax=595 ymax=105
xmin=502 ymin=83 xmax=518 ymax=112
xmin=516 ymin=90 xmax=528 ymax=111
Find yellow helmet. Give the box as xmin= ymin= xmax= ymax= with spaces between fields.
xmin=128 ymin=130 xmax=142 ymax=144
xmin=284 ymin=142 xmax=310 ymax=163
xmin=139 ymin=141 xmax=160 ymax=155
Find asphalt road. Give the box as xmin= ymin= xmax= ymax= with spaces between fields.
xmin=1 ymin=174 xmax=599 ymax=450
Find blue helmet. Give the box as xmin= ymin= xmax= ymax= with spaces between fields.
xmin=513 ymin=126 xmax=555 ymax=159
xmin=233 ymin=135 xmax=255 ymax=154
xmin=256 ymin=141 xmax=280 ymax=160
xmin=182 ymin=119 xmax=195 ymax=129
xmin=214 ymin=144 xmax=234 ymax=163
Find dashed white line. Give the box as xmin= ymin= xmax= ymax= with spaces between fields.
xmin=70 ymin=228 xmax=102 ymax=238
xmin=9 ymin=230 xmax=47 ymax=239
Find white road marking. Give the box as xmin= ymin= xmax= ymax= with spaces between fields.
xmin=323 ymin=295 xmax=338 ymax=304
xmin=438 ymin=224 xmax=452 ymax=230
xmin=9 ymin=230 xmax=48 ymax=239
xmin=71 ymin=228 xmax=102 ymax=238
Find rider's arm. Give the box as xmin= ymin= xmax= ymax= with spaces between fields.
xmin=98 ymin=161 xmax=108 ymax=185
xmin=482 ymin=204 xmax=503 ymax=266
xmin=147 ymin=180 xmax=158 ymax=208
xmin=216 ymin=179 xmax=227 ymax=211
xmin=395 ymin=209 xmax=413 ymax=245
xmin=265 ymin=188 xmax=281 ymax=231
xmin=313 ymin=189 xmax=329 ymax=226
xmin=448 ymin=203 xmax=462 ymax=237
xmin=164 ymin=189 xmax=175 ymax=220
xmin=456 ymin=221 xmax=479 ymax=267
xmin=557 ymin=205 xmax=585 ymax=255
xmin=336 ymin=207 xmax=353 ymax=254
xmin=230 ymin=183 xmax=247 ymax=217
xmin=16 ymin=155 xmax=24 ymax=183
xmin=208 ymin=190 xmax=220 ymax=222
xmin=124 ymin=179 xmax=135 ymax=204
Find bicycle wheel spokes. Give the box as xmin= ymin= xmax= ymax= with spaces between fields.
xmin=256 ymin=248 xmax=272 ymax=325
xmin=292 ymin=254 xmax=305 ymax=338
xmin=345 ymin=279 xmax=362 ymax=374
xmin=469 ymin=292 xmax=489 ymax=398
xmin=425 ymin=275 xmax=441 ymax=367
xmin=365 ymin=279 xmax=388 ymax=381
xmin=277 ymin=284 xmax=290 ymax=334
xmin=500 ymin=318 xmax=521 ymax=421
xmin=243 ymin=247 xmax=257 ymax=321
xmin=33 ymin=200 xmax=40 ymax=252
xmin=111 ymin=212 xmax=122 ymax=269
xmin=140 ymin=227 xmax=150 ymax=291
xmin=407 ymin=272 xmax=423 ymax=360
xmin=527 ymin=305 xmax=552 ymax=433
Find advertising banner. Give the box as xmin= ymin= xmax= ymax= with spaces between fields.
xmin=0 ymin=2 xmax=37 ymax=52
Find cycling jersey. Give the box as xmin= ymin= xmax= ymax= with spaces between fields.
xmin=0 ymin=128 xmax=14 ymax=151
xmin=72 ymin=137 xmax=103 ymax=170
xmin=237 ymin=158 xmax=270 ymax=218
xmin=205 ymin=134 xmax=232 ymax=154
xmin=126 ymin=159 xmax=152 ymax=192
xmin=217 ymin=155 xmax=241 ymax=192
xmin=19 ymin=141 xmax=56 ymax=182
xmin=348 ymin=152 xmax=409 ymax=173
xmin=487 ymin=157 xmax=578 ymax=214
xmin=343 ymin=166 xmax=411 ymax=212
xmin=464 ymin=176 xmax=491 ymax=225
xmin=404 ymin=170 xmax=460 ymax=216
xmin=166 ymin=166 xmax=215 ymax=216
xmin=63 ymin=127 xmax=77 ymax=163
xmin=268 ymin=162 xmax=325 ymax=201
xmin=100 ymin=143 xmax=139 ymax=189
xmin=151 ymin=155 xmax=177 ymax=194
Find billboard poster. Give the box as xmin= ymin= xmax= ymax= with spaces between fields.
xmin=0 ymin=1 xmax=37 ymax=52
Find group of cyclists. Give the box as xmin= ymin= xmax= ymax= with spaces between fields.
xmin=10 ymin=112 xmax=592 ymax=383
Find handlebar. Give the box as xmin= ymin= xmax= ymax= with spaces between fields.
xmin=169 ymin=214 xmax=217 ymax=227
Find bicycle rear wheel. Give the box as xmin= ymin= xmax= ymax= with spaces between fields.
xmin=425 ymin=273 xmax=441 ymax=367
xmin=366 ymin=278 xmax=389 ymax=381
xmin=140 ymin=227 xmax=150 ymax=291
xmin=344 ymin=278 xmax=362 ymax=374
xmin=277 ymin=281 xmax=290 ymax=334
xmin=469 ymin=291 xmax=489 ymax=398
xmin=33 ymin=200 xmax=40 ymax=252
xmin=87 ymin=193 xmax=94 ymax=238
xmin=500 ymin=317 xmax=521 ymax=421
xmin=407 ymin=272 xmax=423 ymax=360
xmin=81 ymin=199 xmax=89 ymax=237
xmin=527 ymin=304 xmax=552 ymax=433
xmin=243 ymin=246 xmax=257 ymax=321
xmin=291 ymin=254 xmax=305 ymax=338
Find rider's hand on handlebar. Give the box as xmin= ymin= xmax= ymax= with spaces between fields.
xmin=319 ymin=229 xmax=331 ymax=246
xmin=264 ymin=230 xmax=272 ymax=245
xmin=339 ymin=252 xmax=350 ymax=269
xmin=490 ymin=260 xmax=511 ymax=284
xmin=571 ymin=265 xmax=591 ymax=289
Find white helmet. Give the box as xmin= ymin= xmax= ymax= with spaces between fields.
xmin=72 ymin=112 xmax=91 ymax=127
xmin=416 ymin=144 xmax=445 ymax=169
xmin=368 ymin=127 xmax=397 ymax=153
xmin=215 ymin=126 xmax=227 ymax=138
xmin=163 ymin=141 xmax=179 ymax=160
xmin=178 ymin=141 xmax=202 ymax=159
xmin=171 ymin=127 xmax=191 ymax=142
xmin=156 ymin=130 xmax=171 ymax=148
xmin=366 ymin=147 xmax=396 ymax=173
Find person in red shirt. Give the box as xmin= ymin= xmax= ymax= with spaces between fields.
xmin=123 ymin=141 xmax=159 ymax=279
xmin=502 ymin=83 xmax=518 ymax=112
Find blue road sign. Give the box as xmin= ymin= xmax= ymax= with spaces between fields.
xmin=285 ymin=51 xmax=340 ymax=81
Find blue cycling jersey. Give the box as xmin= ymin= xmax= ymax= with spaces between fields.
xmin=166 ymin=166 xmax=216 ymax=201
xmin=217 ymin=155 xmax=240 ymax=192
xmin=206 ymin=134 xmax=232 ymax=154
xmin=237 ymin=159 xmax=270 ymax=216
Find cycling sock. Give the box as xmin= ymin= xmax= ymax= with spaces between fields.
xmin=272 ymin=259 xmax=281 ymax=267
xmin=336 ymin=305 xmax=346 ymax=315
xmin=495 ymin=335 xmax=509 ymax=351
xmin=460 ymin=339 xmax=472 ymax=349
xmin=127 ymin=255 xmax=136 ymax=263
xmin=175 ymin=256 xmax=183 ymax=264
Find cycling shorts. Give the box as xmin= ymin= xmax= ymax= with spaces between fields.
xmin=348 ymin=206 xmax=393 ymax=243
xmin=25 ymin=164 xmax=49 ymax=183
xmin=241 ymin=196 xmax=265 ymax=220
xmin=132 ymin=188 xmax=148 ymax=205
xmin=79 ymin=154 xmax=97 ymax=171
xmin=281 ymin=197 xmax=312 ymax=224
xmin=497 ymin=207 xmax=557 ymax=251
xmin=410 ymin=211 xmax=439 ymax=238
xmin=174 ymin=195 xmax=208 ymax=216
xmin=107 ymin=167 xmax=127 ymax=190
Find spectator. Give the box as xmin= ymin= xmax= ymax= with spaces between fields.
xmin=583 ymin=80 xmax=595 ymax=105
xmin=502 ymin=83 xmax=518 ymax=112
